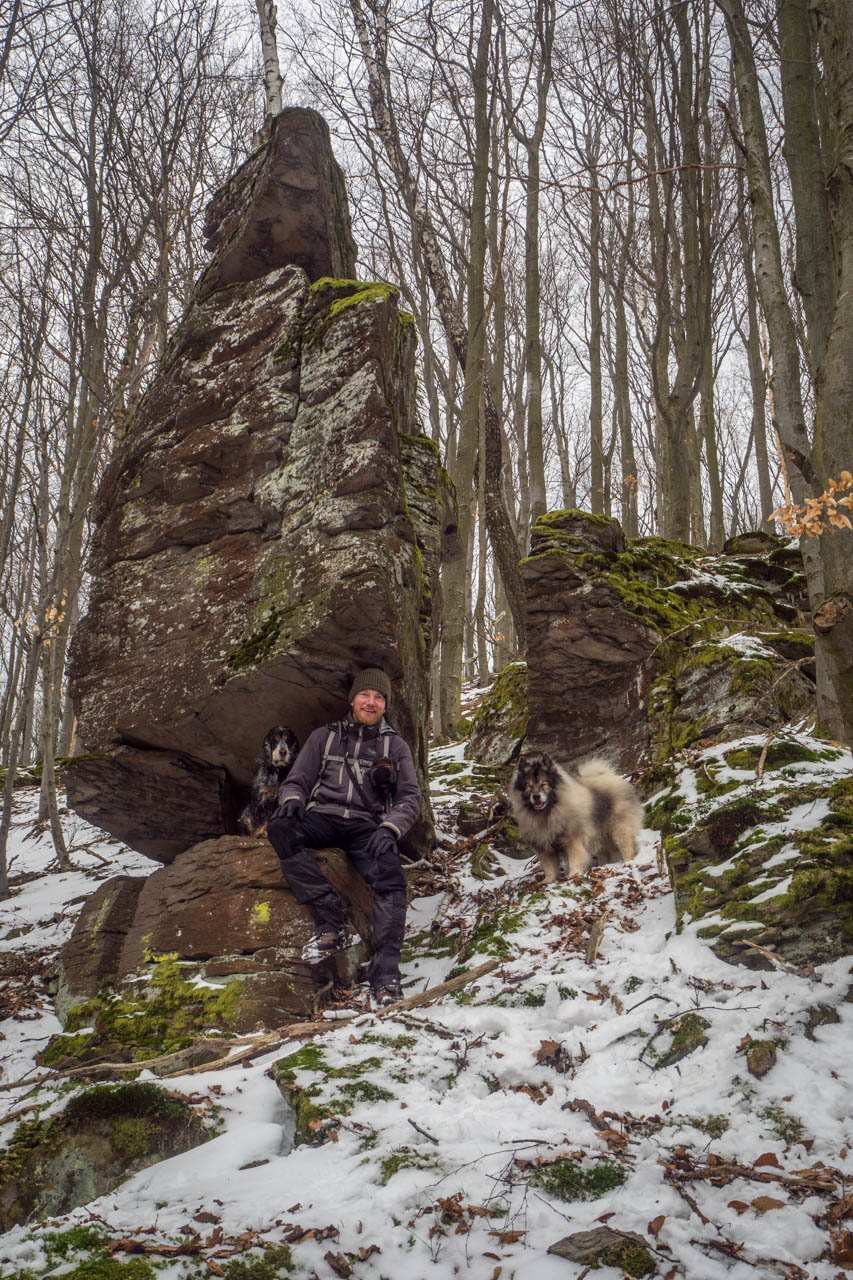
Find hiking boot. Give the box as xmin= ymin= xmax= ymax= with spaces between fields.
xmin=371 ymin=976 xmax=403 ymax=1008
xmin=301 ymin=926 xmax=361 ymax=964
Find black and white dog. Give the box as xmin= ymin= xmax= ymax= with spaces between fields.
xmin=239 ymin=725 xmax=300 ymax=835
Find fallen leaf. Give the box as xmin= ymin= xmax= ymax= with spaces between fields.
xmin=751 ymin=1196 xmax=786 ymax=1212
xmin=323 ymin=1250 xmax=352 ymax=1278
xmin=206 ymin=1263 xmax=225 ymax=1278
xmin=833 ymin=1231 xmax=853 ymax=1267
xmin=648 ymin=1214 xmax=665 ymax=1237
xmin=728 ymin=1201 xmax=750 ymax=1215
xmin=828 ymin=1195 xmax=853 ymax=1225
xmin=754 ymin=1152 xmax=782 ymax=1168
xmin=488 ymin=1229 xmax=525 ymax=1244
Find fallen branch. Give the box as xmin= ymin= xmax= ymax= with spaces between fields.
xmin=585 ymin=911 xmax=608 ymax=965
xmin=165 ymin=959 xmax=501 ymax=1077
xmin=671 ymin=1156 xmax=837 ymax=1195
xmin=1 ymin=962 xmax=504 ymax=1093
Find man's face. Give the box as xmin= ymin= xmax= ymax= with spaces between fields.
xmin=351 ymin=688 xmax=386 ymax=726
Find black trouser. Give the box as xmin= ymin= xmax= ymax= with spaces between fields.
xmin=267 ymin=810 xmax=407 ymax=984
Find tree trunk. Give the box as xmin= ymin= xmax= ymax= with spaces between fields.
xmin=808 ymin=0 xmax=853 ymax=745
xmin=255 ymin=0 xmax=283 ymax=118
xmin=588 ymin=178 xmax=604 ymax=515
xmin=719 ymin=0 xmax=850 ymax=742
xmin=779 ymin=0 xmax=836 ymax=375
xmin=737 ymin=169 xmax=775 ymax=531
xmin=347 ymin=0 xmax=526 ymax=650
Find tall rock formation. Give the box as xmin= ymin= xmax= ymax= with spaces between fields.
xmin=66 ymin=108 xmax=445 ymax=862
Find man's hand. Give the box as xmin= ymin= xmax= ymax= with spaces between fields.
xmin=276 ymin=797 xmax=305 ymax=821
xmin=366 ymin=825 xmax=397 ymax=859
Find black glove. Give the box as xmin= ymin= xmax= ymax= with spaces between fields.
xmin=366 ymin=824 xmax=397 ymax=859
xmin=277 ymin=797 xmax=304 ymax=821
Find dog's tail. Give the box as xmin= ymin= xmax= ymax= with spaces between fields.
xmin=575 ymin=756 xmax=620 ymax=784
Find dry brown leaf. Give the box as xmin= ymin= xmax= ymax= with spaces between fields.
xmin=833 ymin=1231 xmax=853 ymax=1267
xmin=323 ymin=1250 xmax=352 ymax=1278
xmin=536 ymin=1039 xmax=562 ymax=1063
xmin=648 ymin=1214 xmax=665 ymax=1237
xmin=754 ymin=1152 xmax=782 ymax=1168
xmin=489 ymin=1229 xmax=525 ymax=1244
xmin=828 ymin=1196 xmax=853 ymax=1225
xmin=728 ymin=1201 xmax=750 ymax=1215
xmin=751 ymin=1196 xmax=786 ymax=1212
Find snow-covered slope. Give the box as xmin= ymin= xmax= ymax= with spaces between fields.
xmin=1 ymin=733 xmax=851 ymax=1279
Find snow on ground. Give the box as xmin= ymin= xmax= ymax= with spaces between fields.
xmin=1 ymin=731 xmax=852 ymax=1280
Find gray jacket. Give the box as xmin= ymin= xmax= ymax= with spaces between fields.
xmin=277 ymin=715 xmax=421 ymax=839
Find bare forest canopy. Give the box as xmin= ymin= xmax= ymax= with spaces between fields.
xmin=1 ymin=0 xmax=852 ymax=891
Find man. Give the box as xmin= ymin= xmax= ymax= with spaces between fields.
xmin=267 ymin=668 xmax=421 ymax=1007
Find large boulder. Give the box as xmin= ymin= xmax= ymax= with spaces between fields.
xmin=50 ymin=837 xmax=377 ymax=1038
xmin=522 ymin=511 xmax=814 ymax=772
xmin=67 ymin=107 xmax=445 ymax=862
xmin=0 ymin=1083 xmax=209 ymax=1230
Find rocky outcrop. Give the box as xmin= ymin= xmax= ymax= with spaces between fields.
xmin=522 ymin=511 xmax=814 ymax=772
xmin=52 ymin=838 xmax=376 ymax=1034
xmin=67 ymin=108 xmax=445 ymax=862
xmin=649 ymin=732 xmax=852 ymax=969
xmin=199 ymin=107 xmax=356 ymax=294
xmin=465 ymin=661 xmax=528 ymax=766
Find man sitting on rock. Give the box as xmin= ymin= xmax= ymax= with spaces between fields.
xmin=267 ymin=669 xmax=421 ymax=1008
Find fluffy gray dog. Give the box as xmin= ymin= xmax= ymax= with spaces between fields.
xmin=509 ymin=750 xmax=643 ymax=882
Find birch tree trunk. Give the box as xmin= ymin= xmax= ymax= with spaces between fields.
xmin=255 ymin=0 xmax=283 ymax=119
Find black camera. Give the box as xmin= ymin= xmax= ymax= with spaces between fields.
xmin=369 ymin=757 xmax=397 ymax=796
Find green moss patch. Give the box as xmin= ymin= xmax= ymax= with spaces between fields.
xmin=219 ymin=1246 xmax=295 ymax=1278
xmin=272 ymin=1044 xmax=401 ymax=1145
xmin=457 ymin=903 xmax=528 ymax=963
xmin=0 ymin=1083 xmax=208 ymax=1230
xmin=649 ymin=1013 xmax=710 ymax=1068
xmin=465 ymin=661 xmax=528 ymax=766
xmin=528 ymin=1157 xmax=626 ymax=1201
xmin=40 ymin=955 xmax=243 ymax=1069
xmin=379 ymin=1146 xmax=439 ymax=1183
xmin=724 ymin=739 xmax=836 ymax=771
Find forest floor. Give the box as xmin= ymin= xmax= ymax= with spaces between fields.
xmin=0 ymin=710 xmax=851 ymax=1280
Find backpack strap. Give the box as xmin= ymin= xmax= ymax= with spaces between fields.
xmin=307 ymin=724 xmax=338 ymax=806
xmin=342 ymin=755 xmax=381 ymax=819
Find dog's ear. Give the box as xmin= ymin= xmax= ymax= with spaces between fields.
xmin=539 ymin=751 xmax=553 ymax=768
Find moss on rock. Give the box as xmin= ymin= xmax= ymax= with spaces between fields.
xmin=465 ymin=661 xmax=528 ymax=766
xmin=0 ymin=1083 xmax=208 ymax=1230
xmin=39 ymin=954 xmax=244 ymax=1069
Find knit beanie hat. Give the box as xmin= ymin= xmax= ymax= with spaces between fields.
xmin=349 ymin=668 xmax=392 ymax=707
